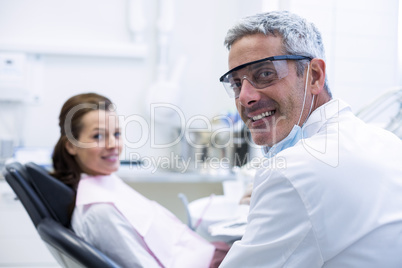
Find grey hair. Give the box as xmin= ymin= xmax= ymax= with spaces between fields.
xmin=224 ymin=11 xmax=331 ymax=96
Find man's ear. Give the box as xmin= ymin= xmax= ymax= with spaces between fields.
xmin=65 ymin=140 xmax=77 ymax=156
xmin=309 ymin=58 xmax=326 ymax=95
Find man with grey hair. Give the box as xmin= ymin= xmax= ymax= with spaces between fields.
xmin=218 ymin=11 xmax=402 ymax=267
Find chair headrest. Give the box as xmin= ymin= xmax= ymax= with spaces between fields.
xmin=4 ymin=161 xmax=51 ymax=226
xmin=25 ymin=162 xmax=75 ymax=227
xmin=3 ymin=161 xmax=31 ymax=184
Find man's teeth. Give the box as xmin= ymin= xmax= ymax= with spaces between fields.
xmin=252 ymin=111 xmax=274 ymax=121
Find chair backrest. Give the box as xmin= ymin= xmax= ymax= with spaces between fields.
xmin=2 ymin=161 xmax=121 ymax=268
xmin=37 ymin=218 xmax=121 ymax=268
xmin=25 ymin=162 xmax=75 ymax=227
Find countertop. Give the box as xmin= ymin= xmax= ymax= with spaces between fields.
xmin=117 ymin=163 xmax=236 ymax=183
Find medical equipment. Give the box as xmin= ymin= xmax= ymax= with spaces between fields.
xmin=356 ymin=87 xmax=402 ymax=139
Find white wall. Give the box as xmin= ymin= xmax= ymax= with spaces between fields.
xmin=0 ymin=0 xmax=400 ymax=161
xmin=0 ymin=0 xmax=159 ymax=157
xmin=285 ymin=0 xmax=400 ymax=113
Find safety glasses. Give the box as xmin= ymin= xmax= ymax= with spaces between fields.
xmin=219 ymin=55 xmax=312 ymax=98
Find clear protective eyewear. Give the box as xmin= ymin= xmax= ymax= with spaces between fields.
xmin=219 ymin=55 xmax=312 ymax=98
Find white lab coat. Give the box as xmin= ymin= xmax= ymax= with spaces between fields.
xmin=220 ymin=99 xmax=402 ymax=268
xmin=71 ymin=174 xmax=215 ymax=268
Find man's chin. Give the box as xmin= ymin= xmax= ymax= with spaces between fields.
xmin=250 ymin=134 xmax=272 ymax=147
xmin=250 ymin=132 xmax=284 ymax=148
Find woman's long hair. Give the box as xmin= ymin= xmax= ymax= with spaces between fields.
xmin=51 ymin=93 xmax=113 ymax=190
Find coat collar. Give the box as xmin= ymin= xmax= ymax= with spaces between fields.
xmin=262 ymin=99 xmax=351 ymax=155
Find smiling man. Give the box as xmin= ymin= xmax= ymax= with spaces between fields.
xmin=219 ymin=11 xmax=402 ymax=267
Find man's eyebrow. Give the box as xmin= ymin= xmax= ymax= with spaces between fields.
xmin=229 ymin=61 xmax=276 ymax=79
xmin=249 ymin=60 xmax=275 ymax=70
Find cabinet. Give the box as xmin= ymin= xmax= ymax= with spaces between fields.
xmin=0 ymin=180 xmax=59 ymax=267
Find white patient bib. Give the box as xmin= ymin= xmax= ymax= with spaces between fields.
xmin=75 ymin=173 xmax=215 ymax=268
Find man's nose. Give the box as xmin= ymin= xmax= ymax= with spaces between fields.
xmin=238 ymin=77 xmax=261 ymax=107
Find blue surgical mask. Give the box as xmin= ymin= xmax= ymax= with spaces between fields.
xmin=262 ymin=64 xmax=314 ymax=158
xmin=262 ymin=124 xmax=303 ymax=158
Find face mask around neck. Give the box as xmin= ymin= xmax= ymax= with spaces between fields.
xmin=262 ymin=64 xmax=315 ymax=158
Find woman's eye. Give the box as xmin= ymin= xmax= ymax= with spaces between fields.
xmin=93 ymin=134 xmax=103 ymax=140
xmin=114 ymin=132 xmax=121 ymax=138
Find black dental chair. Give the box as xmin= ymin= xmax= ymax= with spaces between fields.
xmin=3 ymin=161 xmax=121 ymax=268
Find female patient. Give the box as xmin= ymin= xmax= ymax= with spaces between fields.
xmin=51 ymin=93 xmax=228 ymax=268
